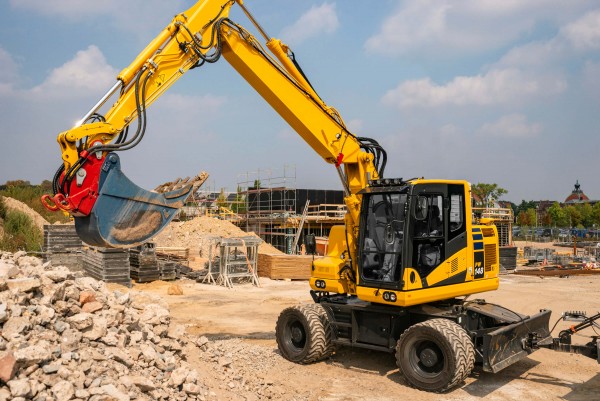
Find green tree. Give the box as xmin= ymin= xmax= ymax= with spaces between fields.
xmin=517 ymin=210 xmax=532 ymax=226
xmin=230 ymin=185 xmax=247 ymax=214
xmin=592 ymin=203 xmax=600 ymax=226
xmin=565 ymin=205 xmax=582 ymax=227
xmin=471 ymin=183 xmax=508 ymax=207
xmin=526 ymin=208 xmax=537 ymax=226
xmin=580 ymin=203 xmax=594 ymax=227
xmin=547 ymin=202 xmax=568 ymax=227
xmin=216 ymin=188 xmax=228 ymax=208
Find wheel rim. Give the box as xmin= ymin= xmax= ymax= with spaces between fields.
xmin=287 ymin=320 xmax=307 ymax=350
xmin=408 ymin=340 xmax=445 ymax=379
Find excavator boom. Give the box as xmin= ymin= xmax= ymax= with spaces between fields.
xmin=43 ymin=0 xmax=382 ymax=250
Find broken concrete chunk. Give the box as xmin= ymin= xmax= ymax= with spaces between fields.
xmin=81 ymin=300 xmax=103 ymax=313
xmin=0 ymin=261 xmax=19 ymax=279
xmin=0 ymin=353 xmax=17 ymax=383
xmin=50 ymin=380 xmax=74 ymax=401
xmin=1 ymin=316 xmax=30 ymax=340
xmin=8 ymin=378 xmax=31 ymax=398
xmin=13 ymin=341 xmax=53 ymax=367
xmin=66 ymin=312 xmax=93 ymax=330
xmin=79 ymin=290 xmax=96 ymax=305
xmin=6 ymin=277 xmax=41 ymax=293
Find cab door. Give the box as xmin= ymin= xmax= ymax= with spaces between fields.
xmin=407 ymin=183 xmax=467 ymax=289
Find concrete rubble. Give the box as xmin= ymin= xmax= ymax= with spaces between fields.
xmin=0 ymin=251 xmax=293 ymax=401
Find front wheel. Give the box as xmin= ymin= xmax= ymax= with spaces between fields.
xmin=396 ymin=318 xmax=475 ymax=392
xmin=276 ymin=304 xmax=333 ymax=364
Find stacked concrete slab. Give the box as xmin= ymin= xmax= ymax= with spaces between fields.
xmin=83 ymin=246 xmax=131 ymax=287
xmin=43 ymin=224 xmax=83 ymax=271
xmin=129 ymin=243 xmax=160 ymax=283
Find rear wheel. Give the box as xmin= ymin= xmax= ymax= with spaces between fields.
xmin=396 ymin=318 xmax=474 ymax=392
xmin=276 ymin=304 xmax=333 ymax=364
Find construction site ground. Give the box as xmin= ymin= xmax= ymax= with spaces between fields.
xmin=133 ymin=273 xmax=600 ymax=401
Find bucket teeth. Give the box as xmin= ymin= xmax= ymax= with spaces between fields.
xmin=154 ymin=172 xmax=208 ymax=194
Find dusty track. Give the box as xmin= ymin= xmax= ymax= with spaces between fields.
xmin=136 ymin=273 xmax=600 ymax=401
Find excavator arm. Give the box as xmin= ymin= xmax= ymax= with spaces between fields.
xmin=42 ymin=1 xmax=385 ymax=278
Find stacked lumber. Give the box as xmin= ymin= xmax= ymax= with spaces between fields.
xmin=156 ymin=247 xmax=189 ymax=264
xmin=257 ymin=254 xmax=313 ymax=280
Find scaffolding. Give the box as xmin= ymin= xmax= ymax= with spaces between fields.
xmin=473 ymin=207 xmax=514 ymax=247
xmin=237 ymin=166 xmax=298 ymax=254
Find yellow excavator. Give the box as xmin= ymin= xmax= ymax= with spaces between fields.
xmin=42 ymin=0 xmax=598 ymax=392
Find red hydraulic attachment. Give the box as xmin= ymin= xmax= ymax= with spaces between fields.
xmin=41 ymin=151 xmax=104 ymax=217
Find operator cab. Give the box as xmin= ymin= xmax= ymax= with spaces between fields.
xmin=358 ymin=179 xmax=468 ymax=292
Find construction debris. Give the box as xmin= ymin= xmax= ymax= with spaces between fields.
xmin=0 ymin=251 xmax=209 ymax=400
xmin=153 ymin=171 xmax=209 ymax=195
xmin=0 ymin=251 xmax=301 ymax=400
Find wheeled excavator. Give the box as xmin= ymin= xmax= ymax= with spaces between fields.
xmin=42 ymin=0 xmax=599 ymax=392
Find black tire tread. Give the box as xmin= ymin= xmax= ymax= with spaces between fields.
xmin=396 ymin=318 xmax=475 ymax=392
xmin=276 ymin=303 xmax=333 ymax=364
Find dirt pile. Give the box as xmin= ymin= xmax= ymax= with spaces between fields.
xmin=0 ymin=196 xmax=49 ymax=232
xmin=154 ymin=216 xmax=282 ymax=258
xmin=1 ymin=251 xmax=280 ymax=401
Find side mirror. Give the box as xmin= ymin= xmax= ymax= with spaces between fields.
xmin=415 ymin=196 xmax=428 ymax=220
xmin=305 ymin=234 xmax=317 ymax=255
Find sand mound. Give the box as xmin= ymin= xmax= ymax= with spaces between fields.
xmin=0 ymin=196 xmax=49 ymax=231
xmin=154 ymin=216 xmax=282 ymax=257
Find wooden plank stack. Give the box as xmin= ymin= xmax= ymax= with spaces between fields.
xmin=156 ymin=247 xmax=189 ymax=264
xmin=83 ymin=247 xmax=131 ymax=287
xmin=257 ymin=254 xmax=314 ymax=280
xmin=43 ymin=224 xmax=83 ymax=271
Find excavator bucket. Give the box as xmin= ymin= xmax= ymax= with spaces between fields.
xmin=74 ymin=152 xmax=206 ymax=248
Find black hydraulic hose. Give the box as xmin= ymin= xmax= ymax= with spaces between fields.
xmin=52 ymin=164 xmax=65 ymax=195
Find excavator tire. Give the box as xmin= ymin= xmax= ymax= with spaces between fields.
xmin=396 ymin=318 xmax=475 ymax=392
xmin=276 ymin=304 xmax=333 ymax=364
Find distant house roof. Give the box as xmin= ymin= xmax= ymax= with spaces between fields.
xmin=565 ymin=180 xmax=590 ymax=203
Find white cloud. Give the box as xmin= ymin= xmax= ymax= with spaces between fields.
xmin=347 ymin=119 xmax=363 ymax=132
xmin=9 ymin=0 xmax=187 ymax=38
xmin=561 ymin=9 xmax=600 ymax=50
xmin=365 ymin=0 xmax=597 ymax=56
xmin=148 ymin=93 xmax=226 ymax=139
xmin=280 ymin=3 xmax=339 ymax=45
xmin=382 ymin=69 xmax=566 ymax=109
xmin=478 ymin=114 xmax=542 ymax=138
xmin=31 ymin=46 xmax=118 ymax=98
xmin=10 ymin=0 xmax=117 ymax=18
xmin=0 ymin=47 xmax=20 ymax=95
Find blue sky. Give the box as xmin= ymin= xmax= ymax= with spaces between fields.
xmin=0 ymin=0 xmax=599 ymax=203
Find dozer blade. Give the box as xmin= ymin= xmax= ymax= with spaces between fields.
xmin=482 ymin=309 xmax=552 ymax=373
xmin=74 ymin=152 xmax=205 ymax=248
